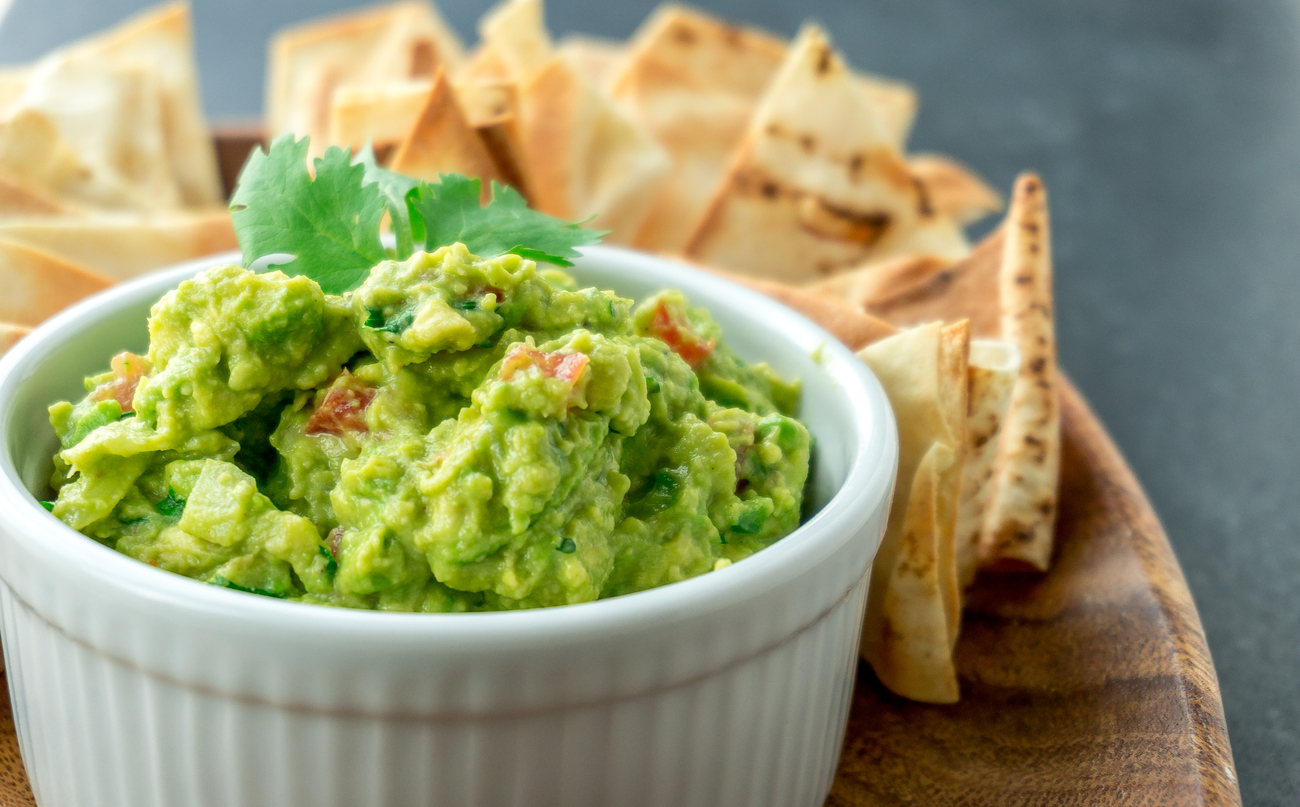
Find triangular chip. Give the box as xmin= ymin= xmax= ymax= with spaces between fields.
xmin=0 ymin=174 xmax=68 ymax=215
xmin=0 ymin=209 xmax=236 ymax=280
xmin=858 ymin=71 xmax=918 ymax=148
xmin=74 ymin=2 xmax=224 ymax=207
xmin=267 ymin=1 xmax=464 ymax=150
xmin=478 ymin=0 xmax=555 ymax=80
xmin=556 ymin=35 xmax=626 ymax=91
xmin=0 ymin=67 xmax=27 ymax=109
xmin=683 ymin=25 xmax=932 ymax=281
xmin=955 ymin=338 xmax=1019 ymax=590
xmin=910 ymin=153 xmax=1002 ymax=225
xmin=980 ymin=174 xmax=1059 ymax=572
xmin=0 ymin=323 xmax=31 ymax=356
xmin=0 ymin=239 xmax=113 ymax=327
xmin=1 ymin=60 xmax=181 ymax=210
xmin=390 ymin=69 xmax=504 ymax=192
xmin=326 ymin=80 xmax=431 ymax=161
xmin=610 ymin=5 xmax=787 ymax=253
xmin=456 ymin=80 xmax=534 ymax=201
xmin=857 ymin=320 xmax=969 ymax=703
xmin=835 ymin=228 xmax=1004 ymax=337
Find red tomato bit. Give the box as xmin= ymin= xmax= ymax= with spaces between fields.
xmin=305 ymin=371 xmax=377 ymax=437
xmin=91 ymin=351 xmax=151 ymax=413
xmin=500 ymin=343 xmax=590 ymax=384
xmin=649 ymin=301 xmax=714 ymax=367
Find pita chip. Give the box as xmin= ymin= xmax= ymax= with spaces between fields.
xmin=390 ymin=69 xmax=504 ymax=192
xmin=857 ymin=320 xmax=969 ymax=703
xmin=858 ymin=71 xmax=918 ymax=148
xmin=557 ymin=35 xmax=627 ymax=91
xmin=0 ymin=323 xmax=31 ymax=356
xmin=683 ymin=25 xmax=931 ymax=281
xmin=326 ymin=80 xmax=430 ymax=160
xmin=0 ymin=240 xmax=112 ymax=327
xmin=0 ymin=67 xmax=27 ymax=110
xmin=75 ymin=2 xmax=224 ymax=207
xmin=0 ymin=209 xmax=236 ymax=281
xmin=267 ymin=2 xmax=464 ymax=150
xmin=910 ymin=153 xmax=1002 ymax=225
xmin=844 ymin=227 xmax=1005 ymax=338
xmin=610 ymin=5 xmax=787 ymax=253
xmin=980 ymin=174 xmax=1060 ymax=572
xmin=455 ymin=81 xmax=534 ymax=200
xmin=0 ymin=174 xmax=68 ymax=215
xmin=478 ymin=0 xmax=556 ymax=80
xmin=955 ymin=338 xmax=1019 ymax=589
xmin=1 ymin=61 xmax=182 ymax=211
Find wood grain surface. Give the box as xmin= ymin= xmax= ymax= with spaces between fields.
xmin=0 ymin=135 xmax=1241 ymax=806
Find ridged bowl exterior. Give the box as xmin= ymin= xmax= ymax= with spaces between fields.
xmin=0 ymin=247 xmax=896 ymax=807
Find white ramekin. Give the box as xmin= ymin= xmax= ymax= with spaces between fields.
xmin=0 ymin=246 xmax=896 ymax=807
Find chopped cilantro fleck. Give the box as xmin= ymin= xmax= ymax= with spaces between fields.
xmin=156 ymin=489 xmax=185 ymax=518
xmin=645 ymin=376 xmax=661 ymax=393
xmin=38 ymin=500 xmax=54 ymax=512
xmin=210 ymin=576 xmax=287 ymax=599
xmin=733 ymin=505 xmax=768 ymax=535
xmin=319 ymin=544 xmax=338 ymax=575
xmin=364 ymin=307 xmax=414 ymax=335
xmin=557 ymin=537 xmax=577 ymax=554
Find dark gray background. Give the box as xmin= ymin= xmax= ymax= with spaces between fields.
xmin=3 ymin=0 xmax=1297 ymax=803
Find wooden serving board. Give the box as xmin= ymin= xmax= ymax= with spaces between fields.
xmin=0 ymin=136 xmax=1241 ymax=806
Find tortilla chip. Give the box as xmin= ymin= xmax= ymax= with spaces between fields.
xmin=980 ymin=174 xmax=1059 ymax=572
xmin=683 ymin=24 xmax=930 ymax=281
xmin=910 ymin=153 xmax=1002 ymax=225
xmin=955 ymin=339 xmax=1019 ymax=590
xmin=857 ymin=320 xmax=969 ymax=703
xmin=1 ymin=63 xmax=182 ymax=211
xmin=0 ymin=174 xmax=68 ymax=215
xmin=456 ymin=80 xmax=534 ymax=201
xmin=391 ymin=69 xmax=504 ymax=192
xmin=267 ymin=1 xmax=463 ymax=150
xmin=456 ymin=43 xmax=515 ymax=84
xmin=705 ymin=266 xmax=897 ymax=350
xmin=326 ymin=80 xmax=430 ymax=161
xmin=557 ymin=35 xmax=627 ymax=91
xmin=610 ymin=5 xmax=787 ymax=253
xmin=858 ymin=71 xmax=918 ymax=148
xmin=0 ymin=67 xmax=27 ymax=110
xmin=76 ymin=2 xmax=224 ymax=207
xmin=0 ymin=239 xmax=112 ymax=327
xmin=0 ymin=209 xmax=236 ymax=281
xmin=0 ymin=323 xmax=31 ymax=356
xmin=478 ymin=0 xmax=555 ymax=80
xmin=846 ymin=227 xmax=1004 ymax=338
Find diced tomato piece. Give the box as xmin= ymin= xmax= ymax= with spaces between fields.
xmin=500 ymin=343 xmax=590 ymax=384
xmin=649 ymin=301 xmax=714 ymax=367
xmin=305 ymin=371 xmax=377 ymax=437
xmin=91 ymin=351 xmax=151 ymax=413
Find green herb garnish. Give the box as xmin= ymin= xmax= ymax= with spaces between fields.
xmin=733 ymin=504 xmax=768 ymax=535
xmin=39 ymin=500 xmax=54 ymax=512
xmin=156 ymin=488 xmax=185 ymax=518
xmin=319 ymin=544 xmax=339 ymax=575
xmin=364 ymin=307 xmax=414 ymax=335
xmin=210 ymin=576 xmax=288 ymax=599
xmin=557 ymin=537 xmax=577 ymax=554
xmin=230 ymin=135 xmax=605 ymax=294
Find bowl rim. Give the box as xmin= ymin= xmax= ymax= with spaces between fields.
xmin=0 ymin=245 xmax=896 ymax=648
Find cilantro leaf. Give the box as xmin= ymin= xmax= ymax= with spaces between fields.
xmin=156 ymin=488 xmax=186 ymax=518
xmin=354 ymin=144 xmax=421 ymax=258
xmin=229 ymin=134 xmax=388 ymax=294
xmin=412 ymin=175 xmax=604 ymax=266
xmin=364 ymin=306 xmax=414 ymax=335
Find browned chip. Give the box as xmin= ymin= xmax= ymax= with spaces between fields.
xmin=0 ymin=240 xmax=112 ymax=327
xmin=267 ymin=1 xmax=465 ymax=150
xmin=857 ymin=320 xmax=970 ymax=703
xmin=980 ymin=174 xmax=1059 ymax=572
xmin=556 ymin=35 xmax=627 ymax=91
xmin=910 ymin=153 xmax=1003 ymax=225
xmin=390 ymin=69 xmax=505 ymax=194
xmin=682 ymin=25 xmax=931 ymax=281
xmin=0 ymin=209 xmax=237 ymax=281
xmin=610 ymin=5 xmax=787 ymax=253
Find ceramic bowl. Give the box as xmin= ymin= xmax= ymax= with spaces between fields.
xmin=0 ymin=246 xmax=896 ymax=807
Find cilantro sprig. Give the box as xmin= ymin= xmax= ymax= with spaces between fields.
xmin=230 ymin=134 xmax=605 ymax=294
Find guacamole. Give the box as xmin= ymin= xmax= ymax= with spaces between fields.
xmin=46 ymin=245 xmax=811 ymax=611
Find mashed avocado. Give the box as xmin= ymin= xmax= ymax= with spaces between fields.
xmin=47 ymin=244 xmax=810 ymax=611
